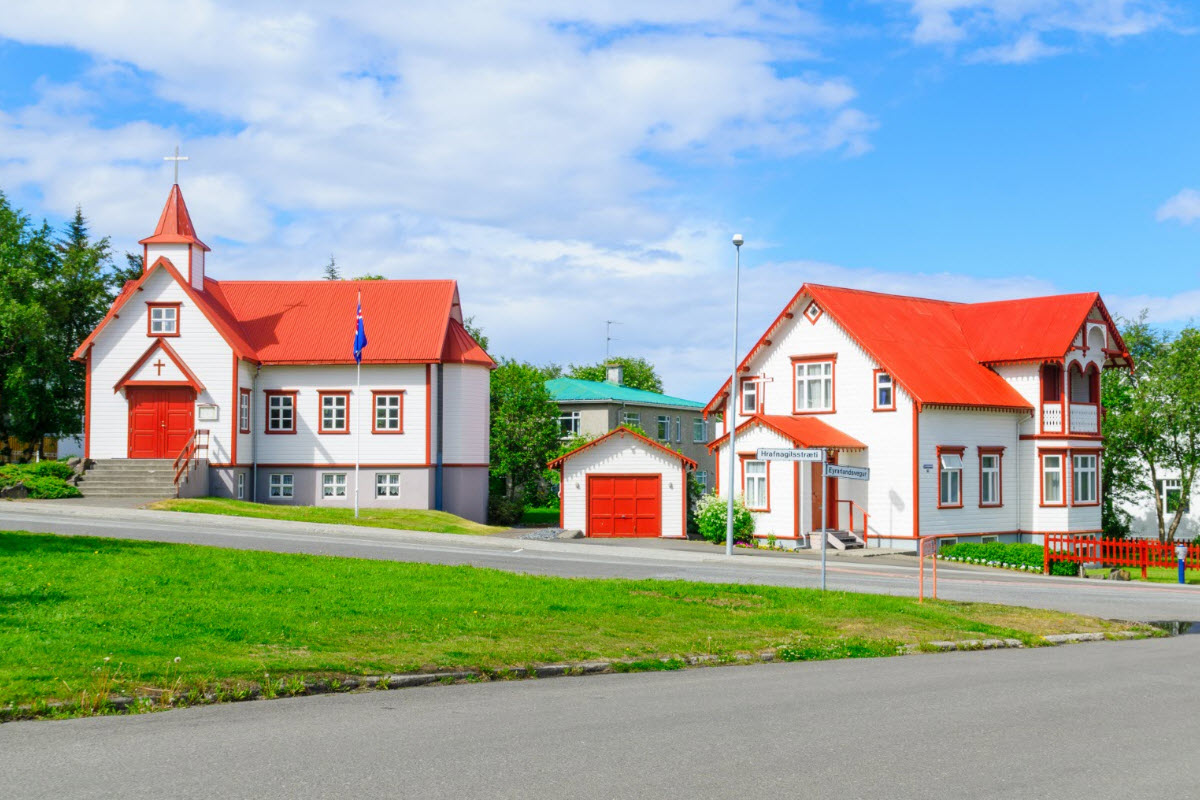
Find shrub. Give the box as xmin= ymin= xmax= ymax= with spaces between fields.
xmin=487 ymin=494 xmax=524 ymax=526
xmin=694 ymin=493 xmax=755 ymax=545
xmin=1048 ymin=558 xmax=1078 ymax=577
xmin=28 ymin=460 xmax=74 ymax=480
xmin=20 ymin=476 xmax=81 ymax=499
xmin=939 ymin=542 xmax=1044 ymax=571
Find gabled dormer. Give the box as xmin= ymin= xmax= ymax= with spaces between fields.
xmin=139 ymin=184 xmax=210 ymax=292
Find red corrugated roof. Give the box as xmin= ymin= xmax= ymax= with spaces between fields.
xmin=709 ymin=414 xmax=867 ymax=452
xmin=442 ymin=317 xmax=496 ymax=367
xmin=548 ymin=426 xmax=697 ymax=469
xmin=204 ymin=279 xmax=468 ymax=365
xmin=138 ymin=184 xmax=210 ymax=251
xmin=706 ymin=283 xmax=1129 ymax=413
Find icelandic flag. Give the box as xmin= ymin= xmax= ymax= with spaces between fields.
xmin=353 ymin=294 xmax=368 ymax=364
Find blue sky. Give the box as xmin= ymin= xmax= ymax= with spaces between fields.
xmin=1 ymin=1 xmax=1197 ymax=400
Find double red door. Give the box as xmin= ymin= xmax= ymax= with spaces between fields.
xmin=587 ymin=474 xmax=662 ymax=537
xmin=128 ymin=387 xmax=194 ymax=458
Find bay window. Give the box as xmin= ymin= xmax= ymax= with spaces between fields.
xmin=1072 ymin=453 xmax=1098 ymax=505
xmin=1042 ymin=453 xmax=1064 ymax=505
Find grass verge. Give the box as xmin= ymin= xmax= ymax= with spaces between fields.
xmin=146 ymin=497 xmax=507 ymax=536
xmin=0 ymin=531 xmax=1145 ymax=720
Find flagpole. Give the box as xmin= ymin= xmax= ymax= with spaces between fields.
xmin=354 ymin=291 xmax=362 ymax=519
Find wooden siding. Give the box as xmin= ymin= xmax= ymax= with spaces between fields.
xmin=560 ymin=434 xmax=685 ymax=537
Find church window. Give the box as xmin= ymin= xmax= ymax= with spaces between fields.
xmin=147 ymin=303 xmax=180 ymax=336
xmin=265 ymin=391 xmax=297 ymax=433
xmin=319 ymin=391 xmax=350 ymax=434
xmin=373 ymin=392 xmax=403 ymax=433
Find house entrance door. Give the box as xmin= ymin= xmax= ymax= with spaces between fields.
xmin=809 ymin=454 xmax=839 ymax=530
xmin=127 ymin=387 xmax=194 ymax=458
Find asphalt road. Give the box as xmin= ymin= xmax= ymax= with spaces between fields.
xmin=3 ymin=634 xmax=1196 ymax=799
xmin=2 ymin=503 xmax=1198 ymax=621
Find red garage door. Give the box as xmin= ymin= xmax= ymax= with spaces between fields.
xmin=587 ymin=474 xmax=661 ymax=537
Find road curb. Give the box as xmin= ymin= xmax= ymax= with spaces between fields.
xmin=2 ymin=629 xmax=1155 ymax=722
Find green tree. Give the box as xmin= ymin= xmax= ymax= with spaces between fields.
xmin=463 ymin=315 xmax=489 ymax=353
xmin=114 ymin=252 xmax=144 ymax=287
xmin=353 ymin=273 xmax=385 ymax=281
xmin=1103 ymin=316 xmax=1200 ymax=543
xmin=568 ymin=356 xmax=663 ymax=393
xmin=490 ymin=359 xmax=560 ymax=502
xmin=323 ymin=255 xmax=341 ymax=280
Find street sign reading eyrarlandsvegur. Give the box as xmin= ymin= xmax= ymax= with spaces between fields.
xmin=755 ymin=448 xmax=825 ymax=462
xmin=823 ymin=463 xmax=870 ymax=481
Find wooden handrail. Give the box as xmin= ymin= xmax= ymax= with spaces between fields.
xmin=173 ymin=429 xmax=210 ymax=490
xmin=837 ymin=499 xmax=869 ymax=547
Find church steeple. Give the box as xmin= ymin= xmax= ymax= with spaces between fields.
xmin=139 ymin=184 xmax=210 ymax=291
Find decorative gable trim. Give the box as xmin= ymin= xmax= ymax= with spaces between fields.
xmin=547 ymin=426 xmax=697 ymax=469
xmin=113 ymin=338 xmax=206 ymax=393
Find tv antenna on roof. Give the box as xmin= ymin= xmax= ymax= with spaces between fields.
xmin=605 ymin=320 xmax=622 ymax=363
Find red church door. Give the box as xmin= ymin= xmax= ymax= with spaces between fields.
xmin=127 ymin=387 xmax=195 ymax=458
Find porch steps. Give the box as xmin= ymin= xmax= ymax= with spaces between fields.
xmin=76 ymin=459 xmax=177 ymax=498
xmin=819 ymin=529 xmax=864 ymax=550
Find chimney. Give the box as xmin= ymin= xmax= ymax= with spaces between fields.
xmin=605 ymin=363 xmax=623 ymax=385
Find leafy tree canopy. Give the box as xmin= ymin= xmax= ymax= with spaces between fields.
xmin=489 ymin=359 xmax=561 ymax=502
xmin=567 ymin=356 xmax=662 ymax=393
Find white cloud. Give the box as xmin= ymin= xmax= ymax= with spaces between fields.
xmin=1156 ymin=188 xmax=1200 ymax=225
xmin=1108 ymin=289 xmax=1200 ymax=325
xmin=890 ymin=0 xmax=1171 ymax=60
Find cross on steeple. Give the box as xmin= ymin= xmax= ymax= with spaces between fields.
xmin=164 ymin=146 xmax=189 ymax=185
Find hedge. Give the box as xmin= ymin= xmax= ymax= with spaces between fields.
xmin=937 ymin=541 xmax=1077 ymax=576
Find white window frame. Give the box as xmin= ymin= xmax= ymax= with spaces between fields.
xmin=1042 ymin=453 xmax=1064 ymax=505
xmin=376 ymin=472 xmax=401 ymax=497
xmin=267 ymin=394 xmax=295 ymax=432
xmin=874 ymin=372 xmax=894 ymax=410
xmin=374 ymin=393 xmax=402 ymax=432
xmin=323 ymin=472 xmax=348 ymax=499
xmin=558 ymin=411 xmax=581 ymax=439
xmin=938 ymin=452 xmax=963 ymax=508
xmin=675 ymin=416 xmax=682 ymax=443
xmin=656 ymin=415 xmax=670 ymax=440
xmin=149 ymin=305 xmax=178 ymax=335
xmin=1072 ymin=454 xmax=1098 ymax=505
xmin=321 ymin=393 xmax=348 ymax=433
xmin=693 ymin=417 xmax=707 ymax=443
xmin=740 ymin=379 xmax=758 ymax=414
xmin=980 ymin=453 xmax=1001 ymax=507
xmin=236 ymin=472 xmax=245 ymax=500
xmin=794 ymin=361 xmax=834 ymax=412
xmin=238 ymin=391 xmax=250 ymax=433
xmin=1158 ymin=478 xmax=1189 ymax=515
xmin=695 ymin=470 xmax=708 ymax=490
xmin=269 ymin=473 xmax=293 ymax=498
xmin=622 ymin=411 xmax=641 ymax=428
xmin=743 ymin=460 xmax=768 ymax=510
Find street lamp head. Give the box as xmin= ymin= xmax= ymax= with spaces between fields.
xmin=732 ymin=234 xmax=744 ymax=247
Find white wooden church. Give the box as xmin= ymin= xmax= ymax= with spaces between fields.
xmin=71 ymin=183 xmax=493 ymax=521
xmin=705 ymin=284 xmax=1131 ymax=548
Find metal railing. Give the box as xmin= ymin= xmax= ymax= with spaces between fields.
xmin=837 ymin=499 xmax=869 ymax=547
xmin=173 ymin=428 xmax=210 ymax=492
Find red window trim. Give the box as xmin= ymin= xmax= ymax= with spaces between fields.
xmin=1070 ymin=450 xmax=1101 ymax=507
xmin=977 ymin=446 xmax=1005 ymax=508
xmin=872 ymin=368 xmax=896 ymax=412
xmin=936 ymin=445 xmax=965 ymax=509
xmin=791 ymin=354 xmax=837 ymax=415
xmin=146 ymin=302 xmax=181 ymax=338
xmin=264 ymin=390 xmax=299 ymax=434
xmin=371 ymin=390 xmax=405 ymax=434
xmin=802 ymin=300 xmax=823 ymax=325
xmin=1039 ymin=448 xmax=1068 ymax=507
xmin=739 ymin=378 xmax=761 ymax=415
xmin=318 ymin=390 xmax=351 ymax=434
xmin=238 ymin=387 xmax=251 ymax=434
xmin=738 ymin=453 xmax=770 ymax=512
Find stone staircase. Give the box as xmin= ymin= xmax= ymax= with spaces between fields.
xmin=76 ymin=459 xmax=178 ymax=499
xmin=817 ymin=529 xmax=865 ymax=550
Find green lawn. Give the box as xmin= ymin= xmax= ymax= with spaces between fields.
xmin=1085 ymin=566 xmax=1200 ymax=585
xmin=0 ymin=531 xmax=1143 ymax=718
xmin=147 ymin=498 xmax=507 ymax=535
xmin=519 ymin=506 xmax=560 ymax=526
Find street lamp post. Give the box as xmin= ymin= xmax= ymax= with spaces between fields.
xmin=726 ymin=234 xmax=744 ymax=557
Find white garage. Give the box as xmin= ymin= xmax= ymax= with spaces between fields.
xmin=549 ymin=426 xmax=696 ymax=538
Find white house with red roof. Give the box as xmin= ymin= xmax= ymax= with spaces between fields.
xmin=705 ymin=284 xmax=1131 ymax=549
xmin=71 ymin=184 xmax=493 ymax=521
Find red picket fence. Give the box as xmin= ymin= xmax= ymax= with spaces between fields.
xmin=1044 ymin=534 xmax=1200 ymax=578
